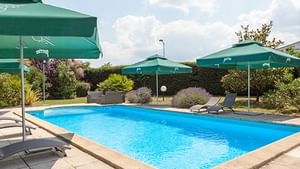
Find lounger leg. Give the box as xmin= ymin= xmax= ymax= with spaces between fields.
xmin=55 ymin=147 xmax=68 ymax=157
xmin=25 ymin=128 xmax=32 ymax=135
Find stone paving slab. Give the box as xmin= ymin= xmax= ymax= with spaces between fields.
xmin=260 ymin=146 xmax=300 ymax=169
xmin=0 ymin=111 xmax=114 ymax=169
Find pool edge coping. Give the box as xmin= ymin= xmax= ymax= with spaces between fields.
xmin=130 ymin=105 xmax=300 ymax=169
xmin=16 ymin=103 xmax=300 ymax=169
xmin=213 ymin=132 xmax=300 ymax=169
xmin=13 ymin=106 xmax=156 ymax=169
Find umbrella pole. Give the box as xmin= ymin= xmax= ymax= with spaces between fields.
xmin=247 ymin=64 xmax=250 ymax=112
xmin=20 ymin=36 xmax=26 ymax=141
xmin=43 ymin=60 xmax=45 ymax=104
xmin=156 ymin=71 xmax=159 ymax=104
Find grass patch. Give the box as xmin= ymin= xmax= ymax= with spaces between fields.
xmin=33 ymin=97 xmax=86 ymax=107
xmin=150 ymin=96 xmax=298 ymax=116
xmin=32 ymin=96 xmax=298 ymax=116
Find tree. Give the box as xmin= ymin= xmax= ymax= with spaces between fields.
xmin=25 ymin=66 xmax=51 ymax=97
xmin=30 ymin=59 xmax=85 ymax=98
xmin=222 ymin=21 xmax=293 ymax=102
xmin=235 ymin=21 xmax=284 ymax=48
xmin=285 ymin=47 xmax=300 ymax=78
xmin=262 ymin=78 xmax=300 ymax=112
xmin=51 ymin=63 xmax=78 ymax=99
xmin=222 ymin=69 xmax=293 ymax=101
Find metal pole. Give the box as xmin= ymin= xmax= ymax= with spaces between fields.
xmin=248 ymin=64 xmax=250 ymax=112
xmin=163 ymin=42 xmax=165 ymax=57
xmin=156 ymin=71 xmax=159 ymax=104
xmin=42 ymin=60 xmax=46 ymax=104
xmin=20 ymin=36 xmax=26 ymax=141
xmin=159 ymin=39 xmax=165 ymax=57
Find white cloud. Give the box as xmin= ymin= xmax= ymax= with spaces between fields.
xmin=93 ymin=15 xmax=236 ymax=66
xmin=89 ymin=0 xmax=300 ymax=67
xmin=237 ymin=0 xmax=300 ymax=44
xmin=148 ymin=0 xmax=216 ymax=14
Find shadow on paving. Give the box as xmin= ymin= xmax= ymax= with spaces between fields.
xmin=0 ymin=135 xmax=72 ymax=169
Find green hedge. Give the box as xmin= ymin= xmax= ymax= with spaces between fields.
xmin=83 ymin=63 xmax=228 ymax=96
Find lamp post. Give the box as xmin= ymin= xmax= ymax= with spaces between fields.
xmin=42 ymin=60 xmax=46 ymax=104
xmin=160 ymin=85 xmax=167 ymax=102
xmin=159 ymin=39 xmax=165 ymax=57
xmin=36 ymin=49 xmax=49 ymax=105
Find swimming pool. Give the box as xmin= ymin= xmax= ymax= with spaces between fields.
xmin=29 ymin=105 xmax=300 ymax=169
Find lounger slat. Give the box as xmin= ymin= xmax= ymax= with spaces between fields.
xmin=0 ymin=123 xmax=35 ymax=130
xmin=0 ymin=117 xmax=22 ymax=123
xmin=0 ymin=139 xmax=68 ymax=160
xmin=208 ymin=93 xmax=237 ymax=113
xmin=190 ymin=97 xmax=220 ymax=112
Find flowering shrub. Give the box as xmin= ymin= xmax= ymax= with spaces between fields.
xmin=126 ymin=90 xmax=139 ymax=103
xmin=172 ymin=87 xmax=211 ymax=108
xmin=136 ymin=87 xmax=152 ymax=104
xmin=126 ymin=87 xmax=152 ymax=104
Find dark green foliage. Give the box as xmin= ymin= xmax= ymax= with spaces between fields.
xmin=76 ymin=82 xmax=91 ymax=97
xmin=83 ymin=65 xmax=122 ymax=91
xmin=285 ymin=47 xmax=300 ymax=78
xmin=262 ymin=78 xmax=300 ymax=112
xmin=84 ymin=62 xmax=227 ymax=95
xmin=0 ymin=73 xmax=21 ymax=107
xmin=51 ymin=63 xmax=78 ymax=99
xmin=25 ymin=66 xmax=51 ymax=97
xmin=222 ymin=69 xmax=293 ymax=101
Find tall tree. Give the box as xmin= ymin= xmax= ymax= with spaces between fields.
xmin=222 ymin=21 xmax=293 ymax=102
xmin=235 ymin=21 xmax=284 ymax=48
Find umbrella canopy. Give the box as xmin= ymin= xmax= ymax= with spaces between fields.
xmin=197 ymin=40 xmax=300 ymax=69
xmin=122 ymin=54 xmax=192 ymax=102
xmin=0 ymin=0 xmax=101 ymax=141
xmin=122 ymin=54 xmax=192 ymax=75
xmin=0 ymin=0 xmax=96 ymax=37
xmin=0 ymin=30 xmax=101 ymax=59
xmin=0 ymin=59 xmax=29 ymax=72
xmin=196 ymin=40 xmax=300 ymax=112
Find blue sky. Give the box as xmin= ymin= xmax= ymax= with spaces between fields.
xmin=44 ymin=0 xmax=300 ymax=67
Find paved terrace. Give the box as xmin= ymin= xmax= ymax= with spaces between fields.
xmin=1 ymin=104 xmax=300 ymax=169
xmin=0 ymin=109 xmax=113 ymax=169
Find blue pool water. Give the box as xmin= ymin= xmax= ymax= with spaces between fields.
xmin=29 ymin=105 xmax=300 ymax=169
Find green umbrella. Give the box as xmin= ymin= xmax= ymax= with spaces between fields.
xmin=0 ymin=30 xmax=100 ymax=59
xmin=197 ymin=40 xmax=300 ymax=111
xmin=0 ymin=59 xmax=29 ymax=72
xmin=0 ymin=0 xmax=96 ymax=37
xmin=0 ymin=0 xmax=100 ymax=141
xmin=122 ymin=54 xmax=192 ymax=102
